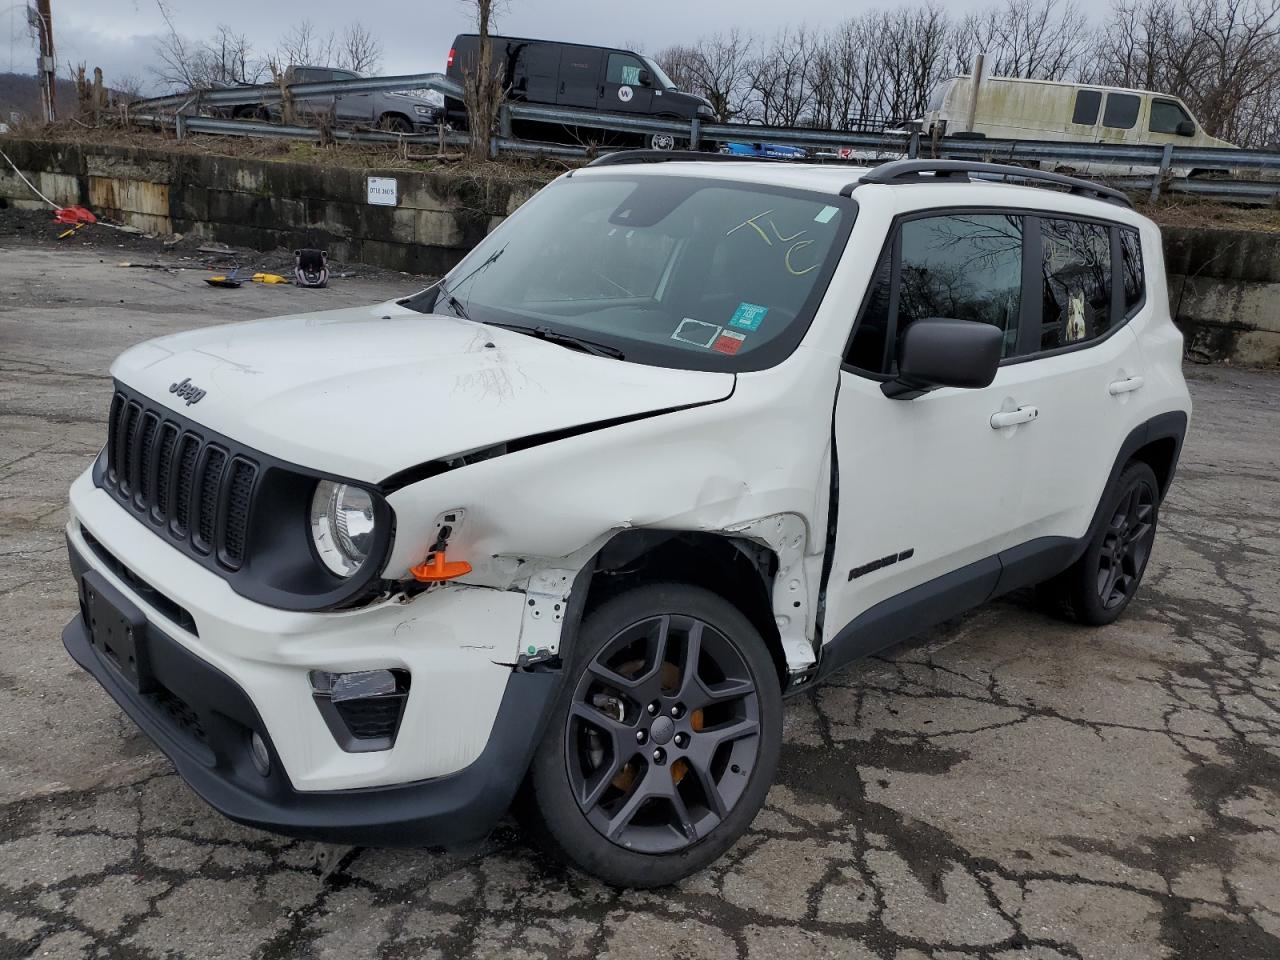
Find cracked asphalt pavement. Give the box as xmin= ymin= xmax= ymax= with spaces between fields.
xmin=1 ymin=244 xmax=1278 ymax=959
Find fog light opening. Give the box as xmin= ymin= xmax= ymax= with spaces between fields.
xmin=249 ymin=731 xmax=271 ymax=777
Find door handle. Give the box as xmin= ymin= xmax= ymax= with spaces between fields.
xmin=1109 ymin=376 xmax=1145 ymax=395
xmin=990 ymin=406 xmax=1039 ymax=429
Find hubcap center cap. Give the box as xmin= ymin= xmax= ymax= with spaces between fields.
xmin=650 ymin=715 xmax=675 ymax=745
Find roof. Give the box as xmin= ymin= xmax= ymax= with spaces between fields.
xmin=942 ymin=73 xmax=1185 ymax=102
xmin=573 ymin=156 xmax=1145 ymax=222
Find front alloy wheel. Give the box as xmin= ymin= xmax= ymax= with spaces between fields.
xmin=568 ymin=612 xmax=761 ymax=853
xmin=524 ymin=583 xmax=782 ymax=887
xmin=649 ymin=132 xmax=677 ymax=151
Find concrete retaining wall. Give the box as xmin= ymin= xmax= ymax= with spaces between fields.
xmin=0 ymin=138 xmax=543 ymax=275
xmin=1 ymin=137 xmax=1276 ymax=366
xmin=1163 ymin=227 xmax=1280 ymax=367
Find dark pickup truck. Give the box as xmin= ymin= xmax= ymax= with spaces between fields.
xmin=445 ymin=34 xmax=715 ymax=149
xmin=219 ymin=65 xmax=442 ymax=132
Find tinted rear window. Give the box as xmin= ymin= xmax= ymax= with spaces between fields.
xmin=1039 ymin=218 xmax=1113 ymax=350
xmin=1072 ymin=90 xmax=1102 ymax=125
xmin=1103 ymin=93 xmax=1140 ymax=129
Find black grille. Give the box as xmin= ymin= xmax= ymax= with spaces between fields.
xmin=335 ymin=696 xmax=407 ymax=741
xmin=102 ymin=388 xmax=259 ymax=571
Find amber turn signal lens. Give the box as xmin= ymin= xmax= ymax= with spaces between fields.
xmin=409 ymin=553 xmax=472 ymax=582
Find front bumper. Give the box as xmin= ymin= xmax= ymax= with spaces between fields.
xmin=66 ymin=468 xmax=528 ymax=792
xmin=64 ymin=535 xmax=562 ymax=847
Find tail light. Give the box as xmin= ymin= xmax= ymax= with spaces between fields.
xmin=447 ymin=47 xmax=456 ymax=69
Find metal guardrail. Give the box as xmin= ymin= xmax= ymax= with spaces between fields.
xmin=131 ymin=73 xmax=462 ymax=112
xmin=129 ymin=72 xmax=1280 ymax=201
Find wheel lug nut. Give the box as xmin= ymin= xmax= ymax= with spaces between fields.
xmin=636 ymin=729 xmax=647 ymax=744
xmin=670 ymin=705 xmax=681 ymax=718
xmin=647 ymin=702 xmax=658 ymax=715
xmin=674 ymin=733 xmax=688 ymax=748
xmin=652 ymin=748 xmax=665 ymax=764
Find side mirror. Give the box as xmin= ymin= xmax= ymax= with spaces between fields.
xmin=638 ymin=69 xmax=653 ymax=87
xmin=1176 ymin=119 xmax=1195 ymax=137
xmin=882 ymin=319 xmax=1003 ymax=400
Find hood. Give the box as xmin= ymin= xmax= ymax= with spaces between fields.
xmin=110 ymin=301 xmax=734 ymax=484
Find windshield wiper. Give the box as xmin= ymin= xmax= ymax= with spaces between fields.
xmin=485 ymin=322 xmax=625 ymax=360
xmin=531 ymin=326 xmax=626 ymax=360
xmin=434 ymin=246 xmax=506 ymax=321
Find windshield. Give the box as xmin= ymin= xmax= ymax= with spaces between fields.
xmin=642 ymin=56 xmax=677 ymax=90
xmin=410 ymin=175 xmax=855 ymax=372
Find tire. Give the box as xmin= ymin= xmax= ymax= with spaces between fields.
xmin=523 ymin=582 xmax=782 ymax=887
xmin=1040 ymin=460 xmax=1160 ymax=626
xmin=649 ymin=132 xmax=681 ymax=151
xmin=380 ymin=114 xmax=412 ymax=133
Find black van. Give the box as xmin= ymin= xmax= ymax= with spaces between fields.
xmin=445 ymin=34 xmax=715 ymax=150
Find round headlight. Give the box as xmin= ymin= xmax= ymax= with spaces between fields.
xmin=310 ymin=481 xmax=376 ymax=577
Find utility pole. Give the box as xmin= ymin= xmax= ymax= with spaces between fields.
xmin=32 ymin=0 xmax=56 ymax=122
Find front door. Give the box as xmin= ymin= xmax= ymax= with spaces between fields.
xmin=602 ymin=52 xmax=654 ymax=114
xmin=823 ymin=212 xmax=1038 ymax=663
xmin=557 ymin=46 xmax=604 ymax=108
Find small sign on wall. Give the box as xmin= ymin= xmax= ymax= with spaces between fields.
xmin=367 ymin=177 xmax=398 ymax=206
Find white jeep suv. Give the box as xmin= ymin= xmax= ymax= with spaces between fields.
xmin=62 ymin=156 xmax=1190 ymax=887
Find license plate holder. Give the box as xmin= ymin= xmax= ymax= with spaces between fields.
xmin=82 ymin=571 xmax=155 ymax=694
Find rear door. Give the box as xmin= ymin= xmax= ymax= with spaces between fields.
xmin=557 ymin=45 xmax=604 ymax=108
xmin=602 ymin=51 xmax=654 ymax=114
xmin=1099 ymin=91 xmax=1142 ymax=144
xmin=1006 ymin=216 xmax=1149 ymax=551
xmin=331 ymin=70 xmax=372 ymax=123
xmin=514 ymin=41 xmax=559 ymax=104
xmin=291 ymin=67 xmax=338 ymax=120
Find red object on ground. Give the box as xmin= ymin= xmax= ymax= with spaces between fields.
xmin=53 ymin=206 xmax=96 ymax=225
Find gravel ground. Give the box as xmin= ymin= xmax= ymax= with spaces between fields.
xmin=1 ymin=241 xmax=1277 ymax=960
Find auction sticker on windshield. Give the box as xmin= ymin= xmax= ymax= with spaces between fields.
xmin=712 ymin=330 xmax=747 ymax=355
xmin=729 ymin=303 xmax=769 ymax=331
xmin=671 ymin=318 xmax=721 ymax=348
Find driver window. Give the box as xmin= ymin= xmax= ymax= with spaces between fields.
xmin=845 ymin=214 xmax=1024 ymax=375
xmin=1150 ymin=99 xmax=1192 ymax=134
xmin=607 ymin=54 xmax=645 ymax=86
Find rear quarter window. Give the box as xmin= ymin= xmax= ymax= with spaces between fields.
xmin=1120 ymin=228 xmax=1145 ymax=315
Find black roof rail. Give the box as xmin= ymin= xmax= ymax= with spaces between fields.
xmin=586 ymin=149 xmax=781 ymax=167
xmin=840 ymin=159 xmax=1133 ymax=208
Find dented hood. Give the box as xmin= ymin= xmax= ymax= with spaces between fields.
xmin=110 ymin=301 xmax=735 ymax=484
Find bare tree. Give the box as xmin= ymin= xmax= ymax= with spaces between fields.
xmin=747 ymin=27 xmax=816 ymax=126
xmin=951 ymin=0 xmax=1093 ymax=79
xmin=655 ymin=30 xmax=754 ymax=122
xmin=276 ymin=20 xmax=337 ymax=68
xmin=459 ymin=0 xmax=507 ymax=161
xmin=337 ymin=23 xmax=383 ymax=74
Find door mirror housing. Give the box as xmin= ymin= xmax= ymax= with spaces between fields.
xmin=882 ymin=319 xmax=1004 ymax=400
xmin=1175 ymin=119 xmax=1195 ymax=137
xmin=638 ymin=69 xmax=653 ymax=87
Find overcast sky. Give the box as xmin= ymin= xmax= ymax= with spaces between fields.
xmin=3 ymin=0 xmax=1114 ymax=92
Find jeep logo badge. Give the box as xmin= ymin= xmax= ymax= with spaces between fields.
xmin=169 ymin=378 xmax=207 ymax=406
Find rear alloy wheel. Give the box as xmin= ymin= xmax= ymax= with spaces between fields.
xmin=649 ymin=132 xmax=678 ymax=151
xmin=524 ymin=583 xmax=781 ymax=887
xmin=1041 ymin=460 xmax=1160 ymax=625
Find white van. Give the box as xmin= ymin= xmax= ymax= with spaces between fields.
xmin=921 ymin=75 xmax=1234 ymax=157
